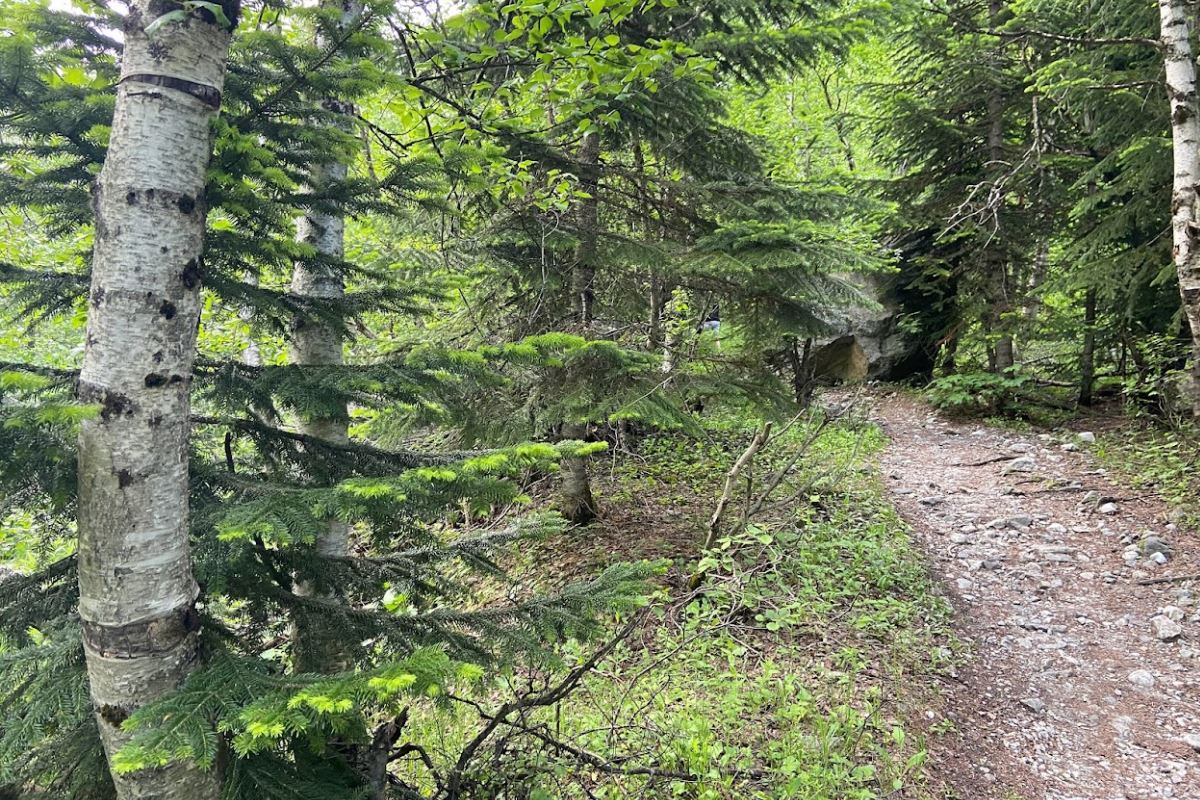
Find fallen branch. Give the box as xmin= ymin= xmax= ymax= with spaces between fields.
xmin=1006 ymin=485 xmax=1089 ymax=497
xmin=443 ymin=610 xmax=648 ymax=796
xmin=1136 ymin=572 xmax=1200 ymax=586
xmin=687 ymin=422 xmax=772 ymax=589
xmin=954 ymin=455 xmax=1016 ymax=467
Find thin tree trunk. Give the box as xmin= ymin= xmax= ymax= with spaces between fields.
xmin=558 ymin=420 xmax=597 ymax=524
xmin=571 ymin=130 xmax=601 ymax=327
xmin=785 ymin=336 xmax=814 ymax=406
xmin=560 ymin=129 xmax=602 ymax=524
xmin=1079 ymin=287 xmax=1098 ymax=406
xmin=941 ymin=325 xmax=960 ymax=376
xmin=289 ymin=0 xmax=363 ymax=674
xmin=648 ymin=276 xmax=664 ymax=352
xmin=984 ymin=0 xmax=1014 ymax=373
xmin=75 ymin=4 xmax=233 ymax=797
xmin=1024 ymin=239 xmax=1049 ymax=324
xmin=1160 ymin=0 xmax=1200 ymax=415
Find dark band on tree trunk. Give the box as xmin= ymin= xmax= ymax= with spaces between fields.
xmin=81 ymin=602 xmax=203 ymax=659
xmin=121 ymin=73 xmax=222 ymax=108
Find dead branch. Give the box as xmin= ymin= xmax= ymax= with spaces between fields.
xmin=687 ymin=422 xmax=772 ymax=590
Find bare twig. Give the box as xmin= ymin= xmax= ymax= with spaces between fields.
xmin=686 ymin=423 xmax=772 ymax=590
xmin=1136 ymin=572 xmax=1200 ymax=586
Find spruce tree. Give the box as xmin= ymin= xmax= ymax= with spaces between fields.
xmin=0 ymin=2 xmax=661 ymax=795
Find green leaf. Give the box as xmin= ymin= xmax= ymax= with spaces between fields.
xmin=144 ymin=8 xmax=188 ymax=35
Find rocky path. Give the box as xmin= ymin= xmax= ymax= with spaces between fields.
xmin=873 ymin=394 xmax=1200 ymax=800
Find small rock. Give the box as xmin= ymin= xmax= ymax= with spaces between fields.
xmin=1020 ymin=697 xmax=1045 ymax=713
xmin=1182 ymin=734 xmax=1200 ymax=753
xmin=1097 ymin=502 xmax=1119 ymax=515
xmin=1142 ymin=535 xmax=1173 ymax=558
xmin=1047 ymin=523 xmax=1067 ymax=535
xmin=1009 ymin=442 xmax=1034 ymax=453
xmin=1152 ymin=615 xmax=1184 ymax=641
xmin=956 ymin=577 xmax=975 ymax=591
xmin=1077 ymin=431 xmax=1096 ymax=443
xmin=1151 ymin=552 xmax=1169 ymax=565
xmin=1060 ymin=442 xmax=1079 ymax=452
xmin=1128 ymin=669 xmax=1156 ymax=687
xmin=919 ymin=495 xmax=943 ymax=506
xmin=982 ymin=559 xmax=1002 ymax=570
xmin=1008 ymin=514 xmax=1033 ymax=529
xmin=1082 ymin=490 xmax=1101 ymax=506
xmin=1161 ymin=605 xmax=1185 ymax=622
xmin=949 ymin=532 xmax=970 ymax=544
xmin=1004 ymin=456 xmax=1036 ymax=474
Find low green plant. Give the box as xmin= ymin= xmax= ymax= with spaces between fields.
xmin=925 ymin=369 xmax=1032 ymax=415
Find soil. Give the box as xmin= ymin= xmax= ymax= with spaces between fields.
xmin=873 ymin=392 xmax=1200 ymax=800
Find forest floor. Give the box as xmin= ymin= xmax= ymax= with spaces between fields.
xmin=874 ymin=391 xmax=1200 ymax=800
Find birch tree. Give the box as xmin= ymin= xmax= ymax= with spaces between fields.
xmin=1159 ymin=0 xmax=1200 ymax=414
xmin=74 ymin=2 xmax=235 ymax=797
xmin=289 ymin=0 xmax=363 ymax=673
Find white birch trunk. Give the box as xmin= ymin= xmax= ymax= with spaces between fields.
xmin=1160 ymin=0 xmax=1200 ymax=414
xmin=76 ymin=3 xmax=233 ymax=797
xmin=289 ymin=0 xmax=362 ymax=673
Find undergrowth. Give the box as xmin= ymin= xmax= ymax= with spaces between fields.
xmin=1093 ymin=415 xmax=1200 ymax=528
xmin=397 ymin=404 xmax=957 ymax=798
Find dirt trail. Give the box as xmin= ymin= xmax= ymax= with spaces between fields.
xmin=872 ymin=393 xmax=1200 ymax=800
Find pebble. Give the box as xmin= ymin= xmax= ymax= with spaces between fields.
xmin=1077 ymin=431 xmax=1096 ymax=443
xmin=1151 ymin=552 xmax=1169 ymax=565
xmin=1128 ymin=669 xmax=1156 ymax=687
xmin=1152 ymin=615 xmax=1184 ymax=641
xmin=1021 ymin=697 xmax=1046 ymax=713
xmin=1060 ymin=442 xmax=1079 ymax=452
xmin=1142 ymin=535 xmax=1173 ymax=558
xmin=1098 ymin=502 xmax=1119 ymax=515
xmin=1046 ymin=522 xmax=1067 ymax=535
xmin=1004 ymin=456 xmax=1037 ymax=474
xmin=1161 ymin=606 xmax=1185 ymax=622
xmin=1183 ymin=733 xmax=1200 ymax=753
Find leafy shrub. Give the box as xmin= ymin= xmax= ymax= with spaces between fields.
xmin=925 ymin=369 xmax=1031 ymax=415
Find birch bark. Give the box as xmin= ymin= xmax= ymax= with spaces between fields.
xmin=289 ymin=0 xmax=363 ymax=673
xmin=75 ymin=3 xmax=234 ymax=797
xmin=1159 ymin=0 xmax=1200 ymax=414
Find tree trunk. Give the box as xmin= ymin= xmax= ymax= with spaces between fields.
xmin=1079 ymin=287 xmax=1098 ymax=406
xmin=785 ymin=336 xmax=815 ymax=407
xmin=571 ymin=130 xmax=601 ymax=327
xmin=941 ymin=325 xmax=960 ymax=376
xmin=558 ymin=421 xmax=598 ymax=525
xmin=648 ymin=276 xmax=665 ymax=352
xmin=560 ymin=130 xmax=602 ymax=524
xmin=289 ymin=0 xmax=363 ymax=674
xmin=984 ymin=0 xmax=1013 ymax=373
xmin=1160 ymin=0 xmax=1200 ymax=415
xmin=75 ymin=4 xmax=233 ymax=797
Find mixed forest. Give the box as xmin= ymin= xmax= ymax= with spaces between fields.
xmin=2 ymin=0 xmax=1200 ymax=798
